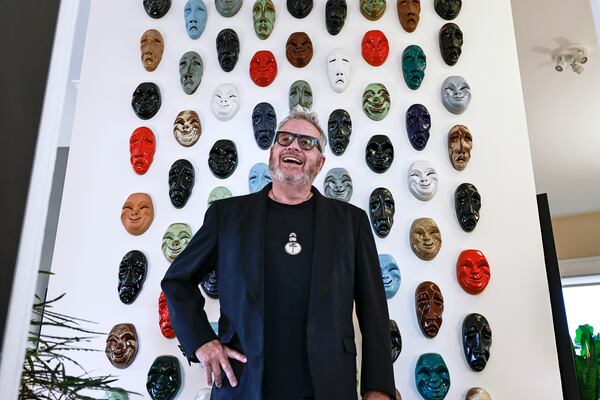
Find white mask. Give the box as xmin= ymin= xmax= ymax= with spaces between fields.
xmin=408 ymin=160 xmax=438 ymax=201
xmin=211 ymin=83 xmax=240 ymax=121
xmin=326 ymin=48 xmax=351 ymax=93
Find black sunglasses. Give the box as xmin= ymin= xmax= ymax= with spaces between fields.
xmin=275 ymin=130 xmax=322 ymax=152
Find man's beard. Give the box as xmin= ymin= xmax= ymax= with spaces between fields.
xmin=268 ymin=149 xmax=320 ymax=186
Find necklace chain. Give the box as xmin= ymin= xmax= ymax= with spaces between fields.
xmin=269 ymin=189 xmax=313 ymax=203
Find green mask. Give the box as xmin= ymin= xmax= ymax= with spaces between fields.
xmin=253 ymin=0 xmax=276 ymax=40
xmin=208 ymin=186 xmax=233 ymax=205
xmin=103 ymin=388 xmax=129 ymax=400
xmin=162 ymin=223 xmax=192 ymax=262
xmin=402 ymin=45 xmax=426 ymax=90
xmin=289 ymin=80 xmax=313 ymax=110
xmin=360 ymin=0 xmax=386 ymax=21
xmin=362 ymin=83 xmax=390 ymax=121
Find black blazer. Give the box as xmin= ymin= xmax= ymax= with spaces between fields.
xmin=161 ymin=184 xmax=395 ymax=400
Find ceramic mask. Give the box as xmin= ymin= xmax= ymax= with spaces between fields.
xmin=362 ymin=83 xmax=390 ymax=121
xmin=457 ymin=249 xmax=490 ymax=295
xmin=365 ymin=135 xmax=394 ymax=173
xmin=465 ymin=388 xmax=492 ymax=400
xmin=253 ymin=0 xmax=276 ymax=40
xmin=402 ymin=45 xmax=426 ymax=90
xmin=323 ymin=167 xmax=352 ymax=202
xmin=201 ymin=270 xmax=219 ymax=298
xmin=144 ymin=0 xmax=171 ymax=18
xmin=158 ymin=291 xmax=175 ymax=339
xmin=252 ymin=102 xmax=277 ymax=149
xmin=362 ymin=30 xmax=389 ymax=67
xmin=184 ymin=0 xmax=207 ymax=39
xmin=415 ymin=353 xmax=450 ymax=400
xmin=250 ymin=50 xmax=277 ymax=87
xmin=455 ymin=183 xmax=481 ymax=232
xmin=211 ymin=83 xmax=240 ymax=121
xmin=105 ymin=323 xmax=138 ymax=369
xmin=169 ymin=159 xmax=195 ymax=209
xmin=121 ymin=193 xmax=154 ymax=236
xmin=408 ymin=161 xmax=438 ymax=201
xmin=147 ymin=355 xmax=180 ymax=400
xmin=325 ymin=0 xmax=347 ymax=35
xmin=103 ymin=389 xmax=129 ymax=400
xmin=369 ymin=187 xmax=395 ymax=238
xmin=208 ymin=186 xmax=233 ymax=205
xmin=410 ymin=218 xmax=441 ymax=261
xmin=328 ymin=109 xmax=352 ymax=155
xmin=379 ymin=254 xmax=400 ymax=299
xmin=208 ymin=139 xmax=238 ymax=178
xmin=435 ymin=0 xmax=461 ymax=20
xmin=140 ymin=29 xmax=164 ymax=71
xmin=397 ymin=0 xmax=420 ymax=32
xmin=162 ymin=223 xmax=192 ymax=262
xmin=360 ymin=0 xmax=386 ymax=21
xmin=390 ymin=319 xmax=402 ymax=362
xmin=326 ymin=48 xmax=351 ymax=93
xmin=248 ymin=163 xmax=271 ymax=193
xmin=118 ymin=250 xmax=147 ymax=304
xmin=415 ymin=281 xmax=444 ymax=338
xmin=179 ymin=51 xmax=203 ymax=95
xmin=448 ymin=125 xmax=472 ymax=170
xmin=130 ymin=127 xmax=156 ymax=175
xmin=441 ymin=76 xmax=471 ymax=114
xmin=287 ymin=0 xmax=312 ymax=18
xmin=406 ymin=104 xmax=431 ymax=150
xmin=289 ymin=80 xmax=313 ymax=110
xmin=173 ymin=110 xmax=201 ymax=147
xmin=286 ymin=32 xmax=313 ymax=67
xmin=215 ymin=0 xmax=242 ymax=16
xmin=216 ymin=28 xmax=240 ymax=72
xmin=463 ymin=313 xmax=492 ymax=371
xmin=131 ymin=82 xmax=161 ymax=120
xmin=440 ymin=23 xmax=463 ymax=66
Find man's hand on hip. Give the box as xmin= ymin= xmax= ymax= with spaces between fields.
xmin=363 ymin=391 xmax=391 ymax=400
xmin=195 ymin=339 xmax=247 ymax=388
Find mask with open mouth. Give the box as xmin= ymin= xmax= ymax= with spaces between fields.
xmin=325 ymin=0 xmax=347 ymax=35
xmin=286 ymin=32 xmax=313 ymax=67
xmin=249 ymin=162 xmax=271 ymax=193
xmin=140 ymin=29 xmax=163 ymax=72
xmin=326 ymin=48 xmax=351 ymax=93
xmin=289 ymin=80 xmax=313 ymax=110
xmin=118 ymin=250 xmax=147 ymax=304
xmin=168 ymin=159 xmax=195 ymax=209
xmin=440 ymin=23 xmax=463 ymax=66
xmin=105 ymin=323 xmax=138 ymax=369
xmin=216 ymin=28 xmax=240 ymax=72
xmin=131 ymin=82 xmax=161 ymax=120
xmin=379 ymin=254 xmax=400 ymax=299
xmin=173 ymin=110 xmax=201 ymax=147
xmin=147 ymin=355 xmax=180 ymax=400
xmin=363 ymin=83 xmax=391 ymax=121
xmin=215 ymin=0 xmax=242 ymax=17
xmin=158 ymin=291 xmax=175 ymax=338
xmin=201 ymin=270 xmax=219 ymax=298
xmin=369 ymin=187 xmax=395 ymax=238
xmin=179 ymin=51 xmax=203 ymax=95
xmin=402 ymin=45 xmax=426 ymax=90
xmin=208 ymin=186 xmax=233 ymax=205
xmin=415 ymin=281 xmax=444 ymax=338
xmin=362 ymin=30 xmax=389 ymax=67
xmin=415 ymin=353 xmax=450 ymax=399
xmin=434 ymin=0 xmax=461 ymax=20
xmin=455 ymin=183 xmax=481 ymax=232
xmin=144 ymin=0 xmax=171 ymax=18
xmin=287 ymin=0 xmax=312 ymax=18
xmin=184 ymin=0 xmax=207 ymax=39
xmin=211 ymin=83 xmax=240 ymax=121
xmin=390 ymin=319 xmax=402 ymax=362
xmin=253 ymin=0 xmax=276 ymax=40
xmin=252 ymin=102 xmax=277 ymax=149
xmin=408 ymin=160 xmax=438 ymax=201
xmin=121 ymin=193 xmax=154 ymax=236
xmin=250 ymin=50 xmax=277 ymax=87
xmin=463 ymin=313 xmax=492 ymax=371
xmin=410 ymin=218 xmax=441 ymax=261
xmin=457 ymin=249 xmax=490 ymax=295
xmin=441 ymin=75 xmax=471 ymax=114
xmin=448 ymin=124 xmax=472 ymax=171
xmin=130 ymin=127 xmax=156 ymax=175
xmin=162 ymin=223 xmax=192 ymax=262
xmin=365 ymin=135 xmax=393 ymax=173
xmin=324 ymin=168 xmax=352 ymax=202
xmin=208 ymin=139 xmax=238 ymax=178
xmin=328 ymin=109 xmax=351 ymax=155
xmin=406 ymin=104 xmax=431 ymax=150
xmin=397 ymin=0 xmax=421 ymax=32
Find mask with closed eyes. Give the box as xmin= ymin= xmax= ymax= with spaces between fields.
xmin=324 ymin=168 xmax=352 ymax=202
xmin=408 ymin=160 xmax=438 ymax=201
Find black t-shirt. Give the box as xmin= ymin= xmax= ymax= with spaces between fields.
xmin=263 ymin=195 xmax=315 ymax=399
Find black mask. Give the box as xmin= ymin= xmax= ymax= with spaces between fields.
xmin=201 ymin=270 xmax=219 ymax=299
xmin=406 ymin=104 xmax=431 ymax=151
xmin=328 ymin=109 xmax=352 ymax=155
xmin=287 ymin=0 xmax=313 ymax=18
xmin=168 ymin=159 xmax=195 ymax=209
xmin=434 ymin=0 xmax=461 ymax=20
xmin=216 ymin=28 xmax=240 ymax=72
xmin=252 ymin=102 xmax=277 ymax=150
xmin=390 ymin=319 xmax=402 ymax=362
xmin=208 ymin=139 xmax=238 ymax=178
xmin=455 ymin=183 xmax=481 ymax=232
xmin=118 ymin=250 xmax=147 ymax=305
xmin=366 ymin=135 xmax=394 ymax=173
xmin=143 ymin=0 xmax=171 ymax=18
xmin=147 ymin=355 xmax=180 ymax=400
xmin=132 ymin=82 xmax=161 ymax=120
xmin=369 ymin=187 xmax=395 ymax=238
xmin=463 ymin=313 xmax=492 ymax=372
xmin=439 ymin=23 xmax=463 ymax=66
xmin=325 ymin=0 xmax=347 ymax=35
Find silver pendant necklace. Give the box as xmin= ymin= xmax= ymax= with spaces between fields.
xmin=269 ymin=189 xmax=312 ymax=256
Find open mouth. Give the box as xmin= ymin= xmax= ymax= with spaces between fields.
xmin=282 ymin=154 xmax=304 ymax=165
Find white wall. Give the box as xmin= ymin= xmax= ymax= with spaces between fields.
xmin=46 ymin=0 xmax=563 ymax=398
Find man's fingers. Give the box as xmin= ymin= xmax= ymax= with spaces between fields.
xmin=218 ymin=354 xmax=238 ymax=387
xmin=224 ymin=346 xmax=248 ymax=363
xmin=204 ymin=363 xmax=213 ymax=386
xmin=211 ymin=359 xmax=223 ymax=388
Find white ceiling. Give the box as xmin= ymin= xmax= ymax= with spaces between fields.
xmin=512 ymin=0 xmax=600 ymax=216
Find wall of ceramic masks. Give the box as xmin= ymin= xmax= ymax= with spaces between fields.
xmin=45 ymin=0 xmax=563 ymax=398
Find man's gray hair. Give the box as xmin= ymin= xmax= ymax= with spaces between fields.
xmin=277 ymin=105 xmax=327 ymax=151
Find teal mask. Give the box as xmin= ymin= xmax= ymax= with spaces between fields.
xmin=402 ymin=45 xmax=426 ymax=90
xmin=289 ymin=80 xmax=313 ymax=110
xmin=415 ymin=353 xmax=450 ymax=400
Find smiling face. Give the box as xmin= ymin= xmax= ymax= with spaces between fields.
xmin=406 ymin=104 xmax=431 ymax=150
xmin=463 ymin=313 xmax=492 ymax=371
xmin=457 ymin=249 xmax=490 ymax=294
xmin=286 ymin=32 xmax=313 ymax=68
xmin=379 ymin=254 xmax=400 ymax=299
xmin=369 ymin=187 xmax=395 ymax=238
xmin=365 ymin=135 xmax=394 ymax=173
xmin=211 ymin=84 xmax=240 ymax=121
xmin=324 ymin=167 xmax=352 ymax=202
xmin=410 ymin=218 xmax=441 ymax=261
xmin=360 ymin=0 xmax=386 ymax=21
xmin=362 ymin=30 xmax=389 ymax=67
xmin=415 ymin=353 xmax=450 ymax=400
xmin=408 ymin=161 xmax=438 ymax=201
xmin=440 ymin=23 xmax=463 ymax=66
xmin=326 ymin=48 xmax=351 ymax=93
xmin=326 ymin=0 xmax=347 ymax=34
xmin=248 ymin=162 xmax=272 ymax=193
xmin=363 ymin=83 xmax=391 ymax=121
xmin=448 ymin=124 xmax=472 ymax=170
xmin=130 ymin=127 xmax=155 ymax=175
xmin=179 ymin=51 xmax=203 ymax=95
xmin=415 ymin=281 xmax=444 ymax=338
xmin=121 ymin=193 xmax=154 ymax=235
xmin=140 ymin=29 xmax=164 ymax=71
xmin=144 ymin=0 xmax=171 ymax=18
xmin=147 ymin=355 xmax=180 ymax=400
xmin=253 ymin=0 xmax=276 ymax=39
xmin=184 ymin=0 xmax=207 ymax=39
xmin=250 ymin=50 xmax=277 ymax=87
xmin=162 ymin=223 xmax=192 ymax=262
xmin=158 ymin=291 xmax=175 ymax=338
xmin=328 ymin=109 xmax=352 ymax=155
xmin=441 ymin=76 xmax=471 ymax=114
xmin=402 ymin=45 xmax=426 ymax=90
xmin=173 ymin=110 xmax=201 ymax=147
xmin=216 ymin=29 xmax=240 ymax=72
xmin=455 ymin=183 xmax=481 ymax=232
xmin=169 ymin=159 xmax=195 ymax=209
xmin=215 ymin=0 xmax=243 ymax=16
xmin=252 ymin=102 xmax=277 ymax=149
xmin=289 ymin=80 xmax=313 ymax=110
xmin=397 ymin=0 xmax=420 ymax=32
xmin=105 ymin=323 xmax=138 ymax=369
xmin=131 ymin=82 xmax=161 ymax=120
xmin=118 ymin=250 xmax=147 ymax=304
xmin=208 ymin=139 xmax=238 ymax=178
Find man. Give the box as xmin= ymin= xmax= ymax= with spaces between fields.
xmin=161 ymin=106 xmax=395 ymax=400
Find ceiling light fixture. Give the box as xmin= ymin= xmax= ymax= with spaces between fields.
xmin=552 ymin=44 xmax=589 ymax=75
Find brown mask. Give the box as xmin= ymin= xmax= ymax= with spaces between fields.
xmin=140 ymin=29 xmax=164 ymax=72
xmin=105 ymin=323 xmax=138 ymax=369
xmin=286 ymin=32 xmax=313 ymax=68
xmin=448 ymin=124 xmax=473 ymax=171
xmin=121 ymin=193 xmax=154 ymax=236
xmin=410 ymin=218 xmax=442 ymax=261
xmin=415 ymin=281 xmax=444 ymax=338
xmin=397 ymin=0 xmax=420 ymax=32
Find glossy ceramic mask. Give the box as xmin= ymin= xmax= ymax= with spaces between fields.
xmin=363 ymin=83 xmax=390 ymax=121
xmin=360 ymin=0 xmax=386 ymax=21
xmin=201 ymin=270 xmax=219 ymax=298
xmin=326 ymin=48 xmax=351 ymax=93
xmin=457 ymin=249 xmax=490 ymax=295
xmin=390 ymin=319 xmax=402 ymax=362
xmin=144 ymin=0 xmax=171 ymax=18
xmin=448 ymin=125 xmax=472 ymax=171
xmin=362 ymin=30 xmax=389 ymax=67
xmin=208 ymin=139 xmax=238 ymax=178
xmin=441 ymin=76 xmax=471 ymax=114
xmin=415 ymin=353 xmax=450 ymax=400
xmin=211 ymin=84 xmax=240 ymax=121
xmin=328 ymin=109 xmax=351 ymax=155
xmin=455 ymin=183 xmax=481 ymax=232
xmin=440 ymin=23 xmax=463 ymax=66
xmin=415 ymin=281 xmax=444 ymax=338
xmin=434 ymin=0 xmax=461 ymax=20
xmin=465 ymin=387 xmax=492 ymax=400
xmin=323 ymin=167 xmax=352 ymax=202
xmin=162 ymin=223 xmax=192 ymax=262
xmin=147 ymin=355 xmax=180 ymax=400
xmin=286 ymin=32 xmax=313 ymax=67
xmin=106 ymin=323 xmax=138 ymax=369
xmin=369 ymin=187 xmax=395 ymax=238
xmin=289 ymin=80 xmax=313 ymax=109
xmin=379 ymin=254 xmax=400 ymax=299
xmin=366 ymin=135 xmax=394 ymax=173
xmin=216 ymin=28 xmax=240 ymax=72
xmin=158 ymin=291 xmax=175 ymax=339
xmin=140 ymin=29 xmax=164 ymax=72
xmin=173 ymin=110 xmax=201 ymax=147
xmin=402 ymin=45 xmax=426 ymax=90
xmin=250 ymin=50 xmax=277 ymax=87
xmin=103 ymin=389 xmax=129 ymax=400
xmin=406 ymin=104 xmax=431 ymax=150
xmin=195 ymin=388 xmax=212 ymax=400
xmin=397 ymin=0 xmax=420 ymax=32
xmin=118 ymin=250 xmax=148 ymax=304
xmin=410 ymin=218 xmax=441 ymax=261
xmin=215 ymin=0 xmax=242 ymax=17
xmin=325 ymin=0 xmax=347 ymax=35
xmin=130 ymin=127 xmax=156 ymax=175
xmin=131 ymin=82 xmax=161 ymax=120
xmin=207 ymin=186 xmax=233 ymax=205
xmin=169 ymin=159 xmax=195 ymax=209
xmin=252 ymin=102 xmax=277 ymax=149
xmin=463 ymin=313 xmax=492 ymax=371
xmin=248 ymin=162 xmax=272 ymax=193
xmin=184 ymin=0 xmax=207 ymax=39
xmin=408 ymin=161 xmax=438 ymax=201
xmin=287 ymin=0 xmax=312 ymax=18
xmin=253 ymin=0 xmax=276 ymax=39
xmin=179 ymin=51 xmax=203 ymax=95
xmin=121 ymin=193 xmax=154 ymax=236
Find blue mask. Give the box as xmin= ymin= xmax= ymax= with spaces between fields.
xmin=406 ymin=104 xmax=431 ymax=151
xmin=184 ymin=0 xmax=208 ymax=39
xmin=248 ymin=163 xmax=271 ymax=193
xmin=379 ymin=254 xmax=400 ymax=299
xmin=415 ymin=353 xmax=450 ymax=400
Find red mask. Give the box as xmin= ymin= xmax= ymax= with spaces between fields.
xmin=250 ymin=50 xmax=278 ymax=87
xmin=158 ymin=291 xmax=175 ymax=339
xmin=362 ymin=30 xmax=389 ymax=67
xmin=130 ymin=127 xmax=156 ymax=175
xmin=456 ymin=250 xmax=491 ymax=295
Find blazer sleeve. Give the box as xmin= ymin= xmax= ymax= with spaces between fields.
xmin=354 ymin=210 xmax=396 ymax=398
xmin=161 ymin=203 xmax=219 ymax=363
